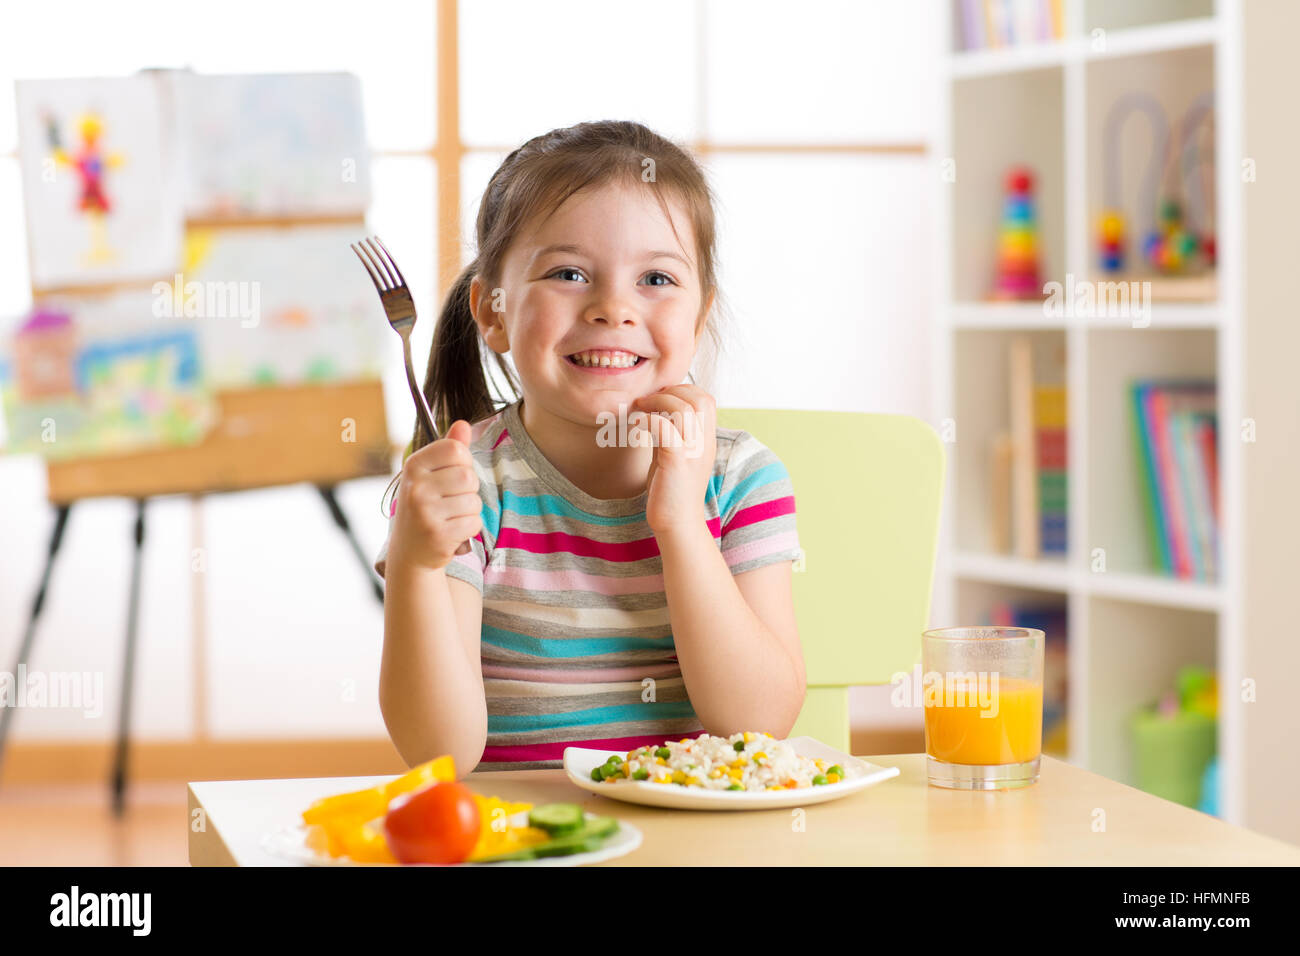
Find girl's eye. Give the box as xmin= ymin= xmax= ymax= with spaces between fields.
xmin=642 ymin=271 xmax=676 ymax=287
xmin=549 ymin=267 xmax=587 ymax=283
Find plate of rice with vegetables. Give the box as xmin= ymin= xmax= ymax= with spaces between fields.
xmin=563 ymin=733 xmax=899 ymax=810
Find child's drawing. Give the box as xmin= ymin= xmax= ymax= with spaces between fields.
xmin=17 ymin=75 xmax=183 ymax=290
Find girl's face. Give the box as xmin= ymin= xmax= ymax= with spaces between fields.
xmin=473 ymin=180 xmax=709 ymax=428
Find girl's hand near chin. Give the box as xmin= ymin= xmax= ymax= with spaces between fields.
xmin=631 ymin=385 xmax=717 ymax=538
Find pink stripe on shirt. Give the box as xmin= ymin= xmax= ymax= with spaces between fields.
xmin=479 ymin=731 xmax=705 ymax=764
xmin=721 ymin=495 xmax=796 ymax=536
xmin=722 ymin=529 xmax=800 ymax=569
xmin=494 ymin=522 xmax=723 ymax=561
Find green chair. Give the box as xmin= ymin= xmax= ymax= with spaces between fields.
xmin=716 ymin=409 xmax=946 ymax=754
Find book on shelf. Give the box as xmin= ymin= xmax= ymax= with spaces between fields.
xmin=990 ymin=601 xmax=1068 ymax=757
xmin=1036 ymin=384 xmax=1067 ymax=555
xmin=1130 ymin=380 xmax=1218 ymax=582
xmin=958 ymin=0 xmax=1063 ymax=52
xmin=991 ymin=336 xmax=1066 ymax=560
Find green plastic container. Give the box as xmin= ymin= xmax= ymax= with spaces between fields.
xmin=1131 ymin=710 xmax=1216 ymax=808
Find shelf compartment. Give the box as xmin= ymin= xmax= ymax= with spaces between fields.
xmin=953 ymin=329 xmax=1068 ymax=556
xmin=1083 ymin=595 xmax=1216 ymax=788
xmin=951 ymin=67 xmax=1066 ymax=304
xmin=1085 ymin=44 xmax=1217 ymax=294
xmin=1086 ymin=327 xmax=1217 ymax=580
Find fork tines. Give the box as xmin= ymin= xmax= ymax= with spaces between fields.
xmin=350 ymin=236 xmax=407 ymax=293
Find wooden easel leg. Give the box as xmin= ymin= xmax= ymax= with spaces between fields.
xmin=0 ymin=503 xmax=72 ymax=786
xmin=111 ymin=498 xmax=146 ymax=817
xmin=316 ymin=485 xmax=384 ymax=605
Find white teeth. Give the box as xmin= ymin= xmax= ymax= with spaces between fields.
xmin=571 ymin=350 xmax=639 ymax=368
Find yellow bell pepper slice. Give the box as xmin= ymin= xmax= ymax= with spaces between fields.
xmin=382 ymin=754 xmax=457 ymax=800
xmin=302 ymin=754 xmax=457 ymax=827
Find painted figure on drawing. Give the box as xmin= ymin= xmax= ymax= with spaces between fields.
xmin=45 ymin=111 xmax=124 ymax=266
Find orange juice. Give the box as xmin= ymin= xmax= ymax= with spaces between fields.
xmin=924 ymin=675 xmax=1042 ymax=765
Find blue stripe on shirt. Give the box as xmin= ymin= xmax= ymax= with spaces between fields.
xmin=488 ymin=700 xmax=698 ymax=733
xmin=481 ymin=624 xmax=676 ymax=659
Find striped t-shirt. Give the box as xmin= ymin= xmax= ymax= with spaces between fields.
xmin=373 ymin=398 xmax=801 ymax=771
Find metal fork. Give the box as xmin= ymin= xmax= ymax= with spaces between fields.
xmin=352 ymin=235 xmax=471 ymax=555
xmin=351 ymin=236 xmax=439 ymax=444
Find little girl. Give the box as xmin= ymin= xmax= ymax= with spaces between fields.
xmin=373 ymin=120 xmax=804 ymax=774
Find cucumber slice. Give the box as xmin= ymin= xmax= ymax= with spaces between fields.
xmin=473 ymin=816 xmax=620 ymax=863
xmin=529 ymin=817 xmax=619 ymax=857
xmin=528 ymin=802 xmax=585 ymax=835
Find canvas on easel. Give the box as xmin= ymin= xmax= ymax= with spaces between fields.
xmin=16 ymin=75 xmax=184 ymax=291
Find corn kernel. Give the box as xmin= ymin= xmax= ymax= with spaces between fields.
xmin=655 ymin=757 xmax=666 ymax=766
xmin=827 ymin=772 xmax=841 ymax=784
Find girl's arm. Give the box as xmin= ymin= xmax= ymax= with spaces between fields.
xmin=657 ymin=523 xmax=806 ymax=736
xmin=378 ymin=560 xmax=488 ymax=776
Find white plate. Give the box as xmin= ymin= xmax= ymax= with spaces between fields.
xmin=564 ymin=735 xmax=900 ymax=810
xmin=261 ymin=811 xmax=642 ymax=867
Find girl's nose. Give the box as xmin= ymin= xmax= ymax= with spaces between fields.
xmin=583 ymin=281 xmax=639 ymax=327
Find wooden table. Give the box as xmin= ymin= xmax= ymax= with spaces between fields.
xmin=188 ymin=754 xmax=1300 ymax=866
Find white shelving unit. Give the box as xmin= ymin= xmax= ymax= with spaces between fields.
xmin=934 ymin=0 xmax=1243 ymax=821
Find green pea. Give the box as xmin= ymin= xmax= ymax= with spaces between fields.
xmin=633 ymin=768 xmax=650 ymax=780
xmin=733 ymin=740 xmax=746 ymax=752
xmin=655 ymin=747 xmax=671 ymax=759
xmin=607 ymin=754 xmax=623 ymax=765
xmin=812 ymin=775 xmax=828 ymax=786
xmin=727 ymin=783 xmax=743 ymax=791
xmin=827 ymin=765 xmax=844 ymax=777
xmin=591 ymin=766 xmax=605 ymax=781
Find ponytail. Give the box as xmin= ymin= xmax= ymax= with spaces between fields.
xmin=416 ymin=263 xmax=520 ymax=453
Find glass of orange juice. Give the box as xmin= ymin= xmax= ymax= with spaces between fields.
xmin=922 ymin=626 xmax=1044 ymax=790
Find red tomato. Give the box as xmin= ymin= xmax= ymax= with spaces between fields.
xmin=383 ymin=781 xmax=481 ymax=864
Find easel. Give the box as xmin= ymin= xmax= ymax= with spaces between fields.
xmin=0 ymin=379 xmax=392 ymax=814
xmin=2 ymin=70 xmax=392 ymax=813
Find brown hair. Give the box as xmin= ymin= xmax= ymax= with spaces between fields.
xmin=382 ymin=119 xmax=725 ymax=513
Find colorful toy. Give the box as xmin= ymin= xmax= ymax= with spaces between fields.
xmin=991 ymin=166 xmax=1042 ymax=300
xmin=1097 ymin=92 xmax=1168 ymax=274
xmin=1098 ymin=91 xmax=1216 ymax=275
xmin=1147 ymin=91 xmax=1217 ymax=272
xmin=1131 ymin=665 xmax=1218 ymax=810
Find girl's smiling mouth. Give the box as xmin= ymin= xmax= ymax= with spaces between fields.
xmin=564 ymin=348 xmax=646 ymax=373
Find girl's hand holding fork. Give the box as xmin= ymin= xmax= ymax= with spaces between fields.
xmin=387 ymin=420 xmax=482 ymax=573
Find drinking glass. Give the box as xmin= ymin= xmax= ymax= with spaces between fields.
xmin=922 ymin=626 xmax=1044 ymax=790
